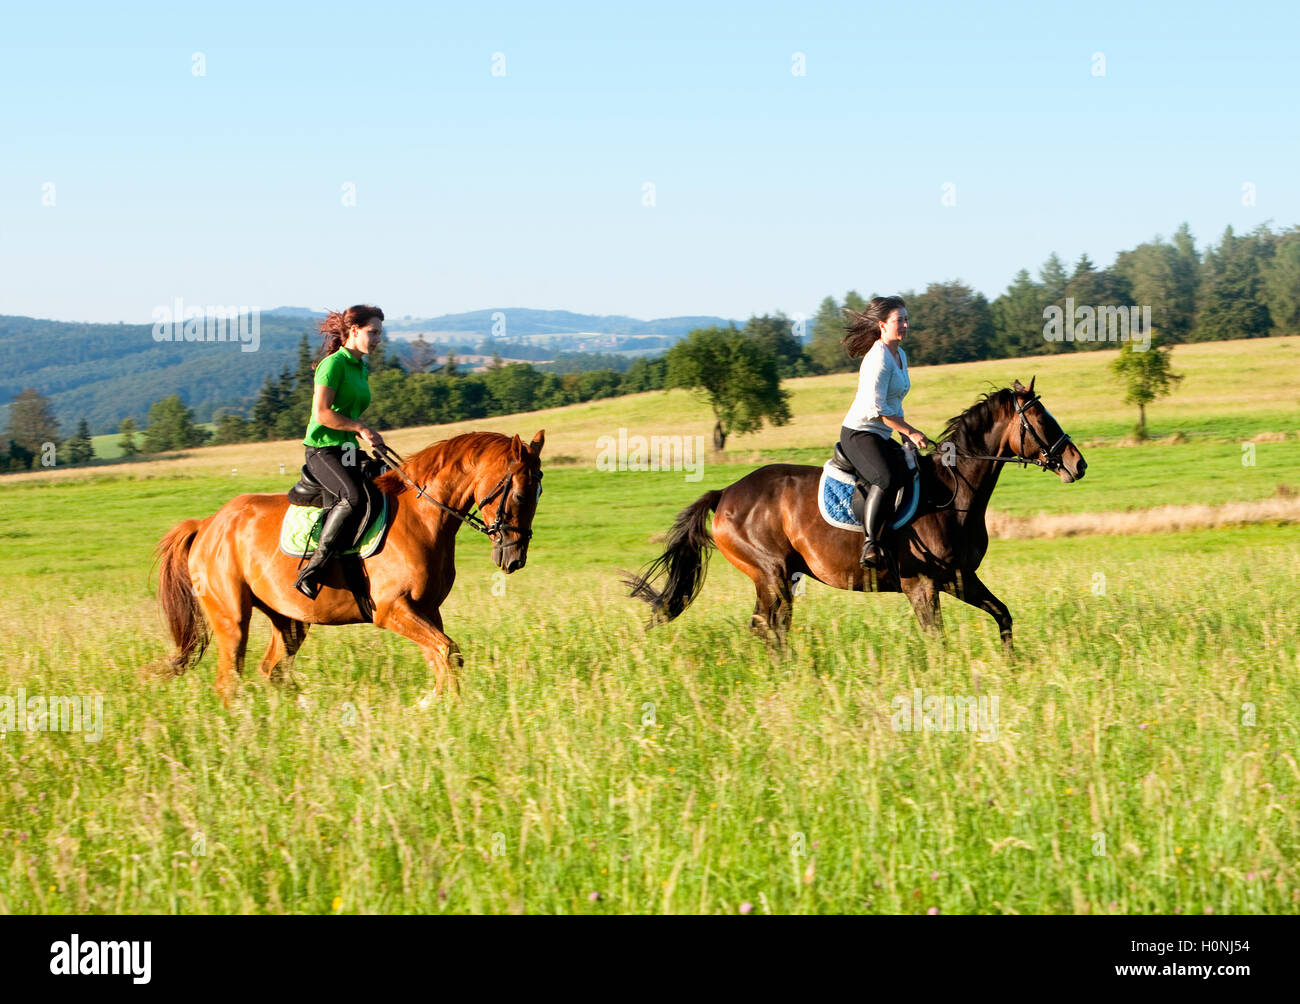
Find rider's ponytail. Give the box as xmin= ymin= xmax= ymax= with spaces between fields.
xmin=316 ymin=304 xmax=385 ymax=365
xmin=842 ymin=295 xmax=906 ymax=358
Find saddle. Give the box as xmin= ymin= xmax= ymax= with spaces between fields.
xmin=285 ymin=453 xmax=390 ymax=621
xmin=827 ymin=440 xmax=921 ymax=530
xmin=287 ymin=454 xmax=388 ymax=544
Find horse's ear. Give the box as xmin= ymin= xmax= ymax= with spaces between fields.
xmin=530 ymin=429 xmax=545 ymax=456
xmin=1012 ymin=379 xmax=1026 ymax=392
xmin=1028 ymin=374 xmax=1036 ymax=393
xmin=510 ymin=433 xmax=523 ymax=457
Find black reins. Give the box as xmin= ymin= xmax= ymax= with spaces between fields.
xmin=371 ymin=442 xmax=536 ymax=544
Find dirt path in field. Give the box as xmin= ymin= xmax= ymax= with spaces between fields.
xmin=986 ymin=490 xmax=1300 ymax=539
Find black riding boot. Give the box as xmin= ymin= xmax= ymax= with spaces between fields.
xmin=294 ymin=499 xmax=356 ymax=600
xmin=860 ymin=484 xmax=893 ymax=569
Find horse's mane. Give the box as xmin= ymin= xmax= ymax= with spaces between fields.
xmin=373 ymin=431 xmax=514 ymax=496
xmin=937 ymin=387 xmax=1016 ymax=454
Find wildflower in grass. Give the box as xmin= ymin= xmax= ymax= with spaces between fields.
xmin=927 ymin=907 xmax=939 ymax=915
xmin=331 ymin=895 xmax=342 ymax=911
xmin=739 ymin=902 xmax=753 ymax=914
xmin=589 ymin=891 xmax=601 ymax=902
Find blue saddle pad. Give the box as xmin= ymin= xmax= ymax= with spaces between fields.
xmin=817 ymin=462 xmax=920 ymax=532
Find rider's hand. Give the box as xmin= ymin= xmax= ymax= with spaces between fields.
xmin=907 ymin=429 xmax=932 ymax=450
xmin=359 ymin=426 xmax=385 ymax=452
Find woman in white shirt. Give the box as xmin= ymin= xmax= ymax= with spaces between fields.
xmin=839 ymin=296 xmax=935 ymax=568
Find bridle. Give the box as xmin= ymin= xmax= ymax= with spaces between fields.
xmin=372 ymin=443 xmax=540 ymax=545
xmin=942 ymin=393 xmax=1073 ymax=472
xmin=1010 ymin=393 xmax=1073 ymax=471
xmin=928 ymin=392 xmax=1074 ymax=511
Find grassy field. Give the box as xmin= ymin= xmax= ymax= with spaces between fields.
xmin=1 ymin=336 xmax=1298 ymax=914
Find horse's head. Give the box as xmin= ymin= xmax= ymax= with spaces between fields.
xmin=477 ymin=430 xmax=545 ymax=572
xmin=1008 ymin=378 xmax=1087 ymax=483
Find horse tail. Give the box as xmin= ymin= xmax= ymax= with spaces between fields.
xmin=624 ymin=489 xmax=722 ymax=625
xmin=150 ymin=519 xmax=209 ymax=676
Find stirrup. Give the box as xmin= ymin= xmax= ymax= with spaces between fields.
xmin=294 ymin=564 xmax=325 ymax=600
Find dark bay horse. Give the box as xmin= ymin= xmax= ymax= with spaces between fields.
xmin=151 ymin=430 xmax=545 ymax=703
xmin=627 ymin=380 xmax=1086 ymax=651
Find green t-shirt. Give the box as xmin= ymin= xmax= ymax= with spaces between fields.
xmin=303 ymin=347 xmax=371 ymax=448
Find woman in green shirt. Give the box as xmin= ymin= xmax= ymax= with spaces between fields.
xmin=294 ymin=304 xmax=388 ymax=599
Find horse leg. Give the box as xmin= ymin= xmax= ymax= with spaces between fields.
xmin=901 ymin=574 xmax=944 ymax=639
xmin=374 ymin=598 xmax=462 ymax=694
xmin=944 ymin=569 xmax=1014 ymax=655
xmin=257 ymin=610 xmax=309 ymax=685
xmin=749 ymin=572 xmax=794 ymax=646
xmin=713 ymin=524 xmax=797 ymax=645
xmin=194 ymin=574 xmax=252 ymax=706
xmin=722 ymin=546 xmax=793 ymax=645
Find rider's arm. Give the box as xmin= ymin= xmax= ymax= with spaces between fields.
xmin=878 ymin=414 xmax=922 ymax=438
xmin=311 ymin=383 xmax=370 ymax=435
xmin=881 ymin=414 xmax=932 ymax=448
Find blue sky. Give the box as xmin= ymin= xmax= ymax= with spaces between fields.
xmin=2 ymin=1 xmax=1296 ymax=323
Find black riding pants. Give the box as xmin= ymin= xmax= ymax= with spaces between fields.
xmin=839 ymin=427 xmax=905 ymax=494
xmin=304 ymin=444 xmax=366 ymax=542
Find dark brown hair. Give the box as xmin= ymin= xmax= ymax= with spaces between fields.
xmin=841 ymin=295 xmax=906 ymax=358
xmin=317 ymin=304 xmax=385 ymax=364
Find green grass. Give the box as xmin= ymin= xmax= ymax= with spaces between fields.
xmin=1 ymin=452 xmax=1298 ymax=913
xmin=87 ymin=423 xmax=217 ymax=462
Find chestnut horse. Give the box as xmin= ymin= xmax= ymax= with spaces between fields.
xmin=151 ymin=430 xmax=545 ymax=703
xmin=627 ymin=380 xmax=1086 ymax=652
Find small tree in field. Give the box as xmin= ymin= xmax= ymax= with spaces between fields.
xmin=143 ymin=395 xmax=209 ymax=453
xmin=65 ymin=417 xmax=95 ymax=465
xmin=118 ymin=417 xmax=140 ymax=457
xmin=1110 ymin=334 xmax=1182 ymax=439
xmin=665 ymin=326 xmax=791 ymax=450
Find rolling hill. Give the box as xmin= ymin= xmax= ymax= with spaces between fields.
xmin=0 ymin=307 xmax=738 ymax=436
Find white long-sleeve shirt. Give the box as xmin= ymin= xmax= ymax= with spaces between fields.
xmin=841 ymin=340 xmax=909 ymax=439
